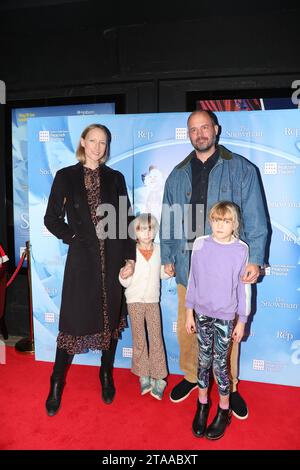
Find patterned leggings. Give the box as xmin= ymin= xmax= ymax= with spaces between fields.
xmin=195 ymin=314 xmax=234 ymax=396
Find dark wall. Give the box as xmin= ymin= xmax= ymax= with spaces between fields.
xmin=0 ymin=0 xmax=299 ymax=336
xmin=0 ymin=1 xmax=299 ymax=108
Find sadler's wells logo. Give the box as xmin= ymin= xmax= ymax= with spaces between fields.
xmin=122 ymin=347 xmax=132 ymax=358
xmin=39 ymin=130 xmax=69 ymax=142
xmin=264 ymin=162 xmax=277 ymax=174
xmin=264 ymin=162 xmax=297 ymax=176
xmin=253 ymin=359 xmax=265 ymax=370
xmin=175 ymin=128 xmax=187 ymax=140
xmin=39 ymin=131 xmax=50 ymax=142
xmin=44 ymin=312 xmax=55 ymax=323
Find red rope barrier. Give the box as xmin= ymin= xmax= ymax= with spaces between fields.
xmin=6 ymin=251 xmax=27 ymax=288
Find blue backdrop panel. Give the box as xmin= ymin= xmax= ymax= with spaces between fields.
xmin=28 ymin=110 xmax=300 ymax=386
xmin=219 ymin=110 xmax=300 ymax=385
xmin=132 ymin=114 xmax=193 ymax=375
xmin=12 ymin=103 xmax=114 ymax=266
xmin=28 ymin=114 xmax=134 ymax=367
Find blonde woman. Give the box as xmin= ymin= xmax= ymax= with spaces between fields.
xmin=44 ymin=124 xmax=135 ymax=415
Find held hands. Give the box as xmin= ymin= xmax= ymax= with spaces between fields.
xmin=241 ymin=263 xmax=260 ymax=284
xmin=185 ymin=308 xmax=196 ymax=335
xmin=164 ymin=263 xmax=175 ymax=277
xmin=232 ymin=321 xmax=245 ymax=343
xmin=120 ymin=260 xmax=135 ymax=279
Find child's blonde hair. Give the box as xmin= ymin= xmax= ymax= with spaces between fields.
xmin=208 ymin=201 xmax=241 ymax=238
xmin=134 ymin=213 xmax=159 ymax=240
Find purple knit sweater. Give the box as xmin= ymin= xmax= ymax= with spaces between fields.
xmin=185 ymin=235 xmax=251 ymax=323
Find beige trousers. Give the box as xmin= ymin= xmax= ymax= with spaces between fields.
xmin=128 ymin=302 xmax=168 ymax=380
xmin=177 ymin=284 xmax=239 ymax=391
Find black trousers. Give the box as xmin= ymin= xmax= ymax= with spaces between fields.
xmin=52 ymin=339 xmax=118 ymax=379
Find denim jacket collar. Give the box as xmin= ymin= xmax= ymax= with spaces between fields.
xmin=177 ymin=145 xmax=233 ymax=171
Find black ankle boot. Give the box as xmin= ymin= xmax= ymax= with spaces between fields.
xmin=100 ymin=368 xmax=115 ymax=404
xmin=192 ymin=400 xmax=210 ymax=438
xmin=45 ymin=375 xmax=65 ymax=416
xmin=205 ymin=406 xmax=231 ymax=440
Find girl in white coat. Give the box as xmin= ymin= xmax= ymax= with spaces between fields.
xmin=119 ymin=213 xmax=171 ymax=399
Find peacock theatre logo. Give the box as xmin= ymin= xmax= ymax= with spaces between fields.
xmin=0 ymin=80 xmax=6 ymax=104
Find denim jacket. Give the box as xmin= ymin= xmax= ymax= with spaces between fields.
xmin=160 ymin=145 xmax=268 ymax=287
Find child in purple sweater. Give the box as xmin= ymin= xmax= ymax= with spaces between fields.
xmin=185 ymin=201 xmax=251 ymax=440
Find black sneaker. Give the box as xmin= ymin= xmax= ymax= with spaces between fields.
xmin=170 ymin=379 xmax=198 ymax=403
xmin=230 ymin=391 xmax=248 ymax=419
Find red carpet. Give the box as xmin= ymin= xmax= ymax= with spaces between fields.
xmin=0 ymin=346 xmax=299 ymax=450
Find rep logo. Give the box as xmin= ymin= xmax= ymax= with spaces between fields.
xmin=0 ymin=80 xmax=6 ymax=104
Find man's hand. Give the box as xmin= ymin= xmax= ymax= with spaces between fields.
xmin=241 ymin=263 xmax=260 ymax=283
xmin=164 ymin=263 xmax=175 ymax=277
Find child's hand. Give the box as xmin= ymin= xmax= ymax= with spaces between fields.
xmin=185 ymin=308 xmax=196 ymax=334
xmin=119 ymin=267 xmax=126 ymax=279
xmin=232 ymin=321 xmax=245 ymax=343
xmin=164 ymin=264 xmax=175 ymax=277
xmin=120 ymin=260 xmax=135 ymax=279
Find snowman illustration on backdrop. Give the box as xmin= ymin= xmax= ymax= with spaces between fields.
xmin=141 ymin=165 xmax=165 ymax=223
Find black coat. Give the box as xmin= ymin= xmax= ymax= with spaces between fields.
xmin=44 ymin=163 xmax=136 ymax=336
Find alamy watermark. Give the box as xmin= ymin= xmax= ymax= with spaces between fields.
xmin=291 ymin=80 xmax=300 ymax=108
xmin=94 ymin=197 xmax=204 ymax=251
xmin=0 ymin=80 xmax=6 ymax=104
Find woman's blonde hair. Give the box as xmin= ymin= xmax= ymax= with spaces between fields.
xmin=134 ymin=213 xmax=159 ymax=240
xmin=76 ymin=123 xmax=111 ymax=164
xmin=208 ymin=201 xmax=241 ymax=238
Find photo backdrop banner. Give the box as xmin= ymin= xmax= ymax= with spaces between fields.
xmin=12 ymin=103 xmax=114 ymax=266
xmin=28 ymin=110 xmax=300 ymax=387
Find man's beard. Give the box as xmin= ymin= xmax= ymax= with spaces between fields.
xmin=192 ymin=135 xmax=216 ymax=153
